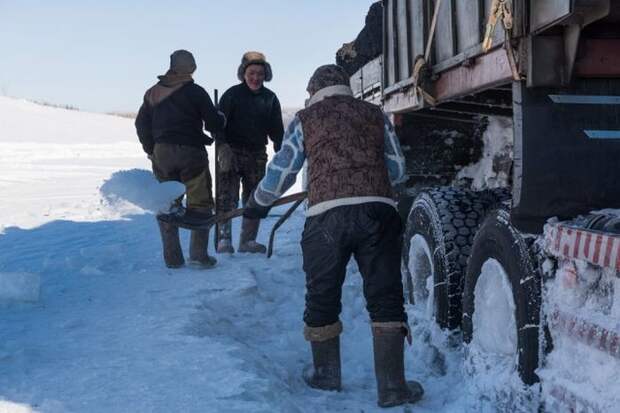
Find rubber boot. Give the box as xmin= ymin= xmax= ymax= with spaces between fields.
xmin=216 ymin=221 xmax=234 ymax=254
xmin=302 ymin=337 xmax=342 ymax=392
xmin=157 ymin=219 xmax=184 ymax=268
xmin=372 ymin=324 xmax=424 ymax=408
xmin=238 ymin=217 xmax=266 ymax=254
xmin=189 ymin=229 xmax=217 ymax=269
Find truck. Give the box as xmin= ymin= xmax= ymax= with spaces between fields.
xmin=344 ymin=1 xmax=620 ymax=410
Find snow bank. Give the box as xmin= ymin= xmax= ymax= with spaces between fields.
xmin=0 ymin=272 xmax=40 ymax=304
xmin=0 ymin=96 xmax=150 ymax=230
xmin=99 ymin=169 xmax=185 ymax=214
xmin=456 ymin=117 xmax=513 ymax=190
xmin=0 ymin=400 xmax=39 ymax=413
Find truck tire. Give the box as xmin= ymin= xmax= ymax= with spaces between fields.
xmin=402 ymin=187 xmax=495 ymax=330
xmin=462 ymin=208 xmax=541 ymax=385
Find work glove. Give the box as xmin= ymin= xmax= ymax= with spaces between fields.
xmin=243 ymin=192 xmax=271 ymax=219
xmin=217 ymin=143 xmax=236 ymax=173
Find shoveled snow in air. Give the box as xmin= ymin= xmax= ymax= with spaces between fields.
xmin=100 ymin=170 xmax=185 ymax=214
xmin=1 ymin=96 xmax=538 ymax=412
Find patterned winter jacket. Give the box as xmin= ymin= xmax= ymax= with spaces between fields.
xmin=253 ymin=86 xmax=406 ymax=216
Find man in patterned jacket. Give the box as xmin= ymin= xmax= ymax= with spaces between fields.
xmin=243 ymin=64 xmax=424 ymax=408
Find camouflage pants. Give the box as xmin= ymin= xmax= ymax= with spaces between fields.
xmin=216 ymin=146 xmax=268 ymax=213
xmin=151 ymin=143 xmax=214 ymax=212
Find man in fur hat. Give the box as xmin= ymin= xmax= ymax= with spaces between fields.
xmin=215 ymin=51 xmax=284 ymax=254
xmin=243 ymin=64 xmax=424 ymax=408
xmin=135 ymin=49 xmax=225 ymax=269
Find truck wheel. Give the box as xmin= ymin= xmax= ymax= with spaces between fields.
xmin=402 ymin=187 xmax=492 ymax=329
xmin=462 ymin=208 xmax=541 ymax=385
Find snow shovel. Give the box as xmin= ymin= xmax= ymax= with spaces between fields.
xmin=267 ymin=196 xmax=306 ymax=258
xmin=157 ymin=191 xmax=308 ymax=232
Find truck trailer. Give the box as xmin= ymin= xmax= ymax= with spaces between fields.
xmin=346 ymin=1 xmax=620 ymax=410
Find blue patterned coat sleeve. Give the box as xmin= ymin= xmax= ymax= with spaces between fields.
xmin=383 ymin=113 xmax=407 ymax=185
xmin=254 ymin=115 xmax=306 ymax=207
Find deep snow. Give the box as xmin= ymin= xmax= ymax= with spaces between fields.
xmin=2 ymin=96 xmax=609 ymax=412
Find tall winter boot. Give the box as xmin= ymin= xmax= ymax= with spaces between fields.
xmin=216 ymin=221 xmax=234 ymax=254
xmin=189 ymin=229 xmax=217 ymax=269
xmin=157 ymin=219 xmax=184 ymax=268
xmin=238 ymin=217 xmax=266 ymax=254
xmin=302 ymin=321 xmax=342 ymax=392
xmin=372 ymin=322 xmax=424 ymax=408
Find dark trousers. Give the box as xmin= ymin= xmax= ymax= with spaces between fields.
xmin=216 ymin=147 xmax=267 ymax=211
xmin=301 ymin=202 xmax=407 ymax=328
xmin=151 ymin=143 xmax=214 ymax=212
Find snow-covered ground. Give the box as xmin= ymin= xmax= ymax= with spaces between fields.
xmin=0 ymin=96 xmax=572 ymax=412
xmin=456 ymin=117 xmax=513 ymax=191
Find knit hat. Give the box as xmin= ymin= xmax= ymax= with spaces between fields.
xmin=169 ymin=50 xmax=196 ymax=75
xmin=306 ymin=64 xmax=350 ymax=96
xmin=237 ymin=51 xmax=273 ymax=82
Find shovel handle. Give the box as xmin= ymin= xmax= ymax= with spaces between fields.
xmin=213 ymin=191 xmax=307 ymax=224
xmin=267 ymin=198 xmax=305 ymax=258
xmin=158 ymin=191 xmax=308 ymax=232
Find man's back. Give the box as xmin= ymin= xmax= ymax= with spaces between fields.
xmin=147 ymin=81 xmax=210 ymax=145
xmin=135 ymin=76 xmax=224 ymax=154
xmin=298 ymin=95 xmax=393 ymax=208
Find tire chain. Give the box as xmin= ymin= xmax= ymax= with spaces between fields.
xmin=417 ymin=186 xmax=511 ymax=329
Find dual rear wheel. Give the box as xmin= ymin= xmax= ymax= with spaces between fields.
xmin=402 ymin=189 xmax=541 ymax=385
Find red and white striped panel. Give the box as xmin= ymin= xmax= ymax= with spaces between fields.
xmin=549 ymin=309 xmax=620 ymax=360
xmin=545 ymin=224 xmax=620 ymax=271
xmin=548 ymin=383 xmax=603 ymax=413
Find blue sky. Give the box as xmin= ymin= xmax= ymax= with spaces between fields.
xmin=0 ymin=0 xmax=376 ymax=112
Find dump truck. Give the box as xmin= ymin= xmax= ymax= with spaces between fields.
xmin=345 ymin=1 xmax=620 ymax=409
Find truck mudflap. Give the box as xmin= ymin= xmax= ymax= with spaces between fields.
xmin=541 ymin=221 xmax=620 ymax=412
xmin=511 ymin=79 xmax=620 ymax=234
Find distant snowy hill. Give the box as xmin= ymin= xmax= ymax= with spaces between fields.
xmin=0 ymin=97 xmax=135 ymax=144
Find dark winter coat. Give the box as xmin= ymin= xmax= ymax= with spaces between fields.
xmin=218 ymin=83 xmax=284 ymax=152
xmin=135 ymin=76 xmax=225 ymax=155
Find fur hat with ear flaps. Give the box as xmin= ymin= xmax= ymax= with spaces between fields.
xmin=306 ymin=64 xmax=350 ymax=96
xmin=237 ymin=51 xmax=273 ymax=82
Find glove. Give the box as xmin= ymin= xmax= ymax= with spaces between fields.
xmin=243 ymin=193 xmax=271 ymax=219
xmin=218 ymin=143 xmax=236 ymax=173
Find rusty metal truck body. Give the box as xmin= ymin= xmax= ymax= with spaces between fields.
xmin=348 ymin=1 xmax=620 ymax=408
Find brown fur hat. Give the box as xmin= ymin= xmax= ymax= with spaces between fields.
xmin=306 ymin=64 xmax=350 ymax=95
xmin=237 ymin=51 xmax=273 ymax=82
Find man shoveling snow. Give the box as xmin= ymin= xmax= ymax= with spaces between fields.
xmin=135 ymin=49 xmax=226 ymax=269
xmin=243 ymin=64 xmax=424 ymax=408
